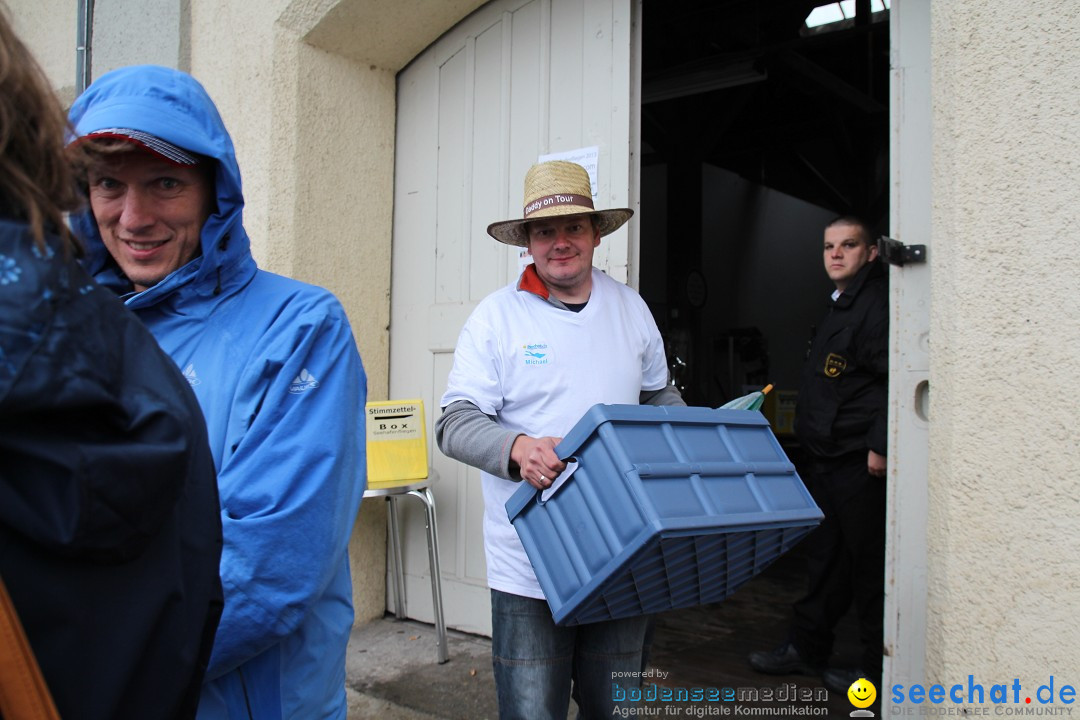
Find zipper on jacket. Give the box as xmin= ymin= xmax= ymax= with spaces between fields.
xmin=237 ymin=666 xmax=255 ymax=719
xmin=212 ymin=233 xmax=229 ymax=296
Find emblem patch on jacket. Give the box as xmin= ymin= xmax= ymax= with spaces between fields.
xmin=824 ymin=353 xmax=847 ymax=378
xmin=289 ymin=368 xmax=320 ymax=393
xmin=521 ymin=343 xmax=552 ymax=367
xmin=183 ymin=363 xmax=201 ymax=386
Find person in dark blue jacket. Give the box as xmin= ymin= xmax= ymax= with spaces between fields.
xmin=68 ymin=65 xmax=368 ymax=720
xmin=748 ymin=215 xmax=888 ymax=696
xmin=0 ymin=12 xmax=223 ymax=720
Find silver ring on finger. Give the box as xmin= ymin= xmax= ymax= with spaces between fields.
xmin=539 ymin=474 xmax=547 ymax=482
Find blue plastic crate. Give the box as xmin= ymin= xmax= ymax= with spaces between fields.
xmin=505 ymin=404 xmax=823 ymax=626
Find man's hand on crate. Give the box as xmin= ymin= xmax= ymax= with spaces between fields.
xmin=510 ymin=434 xmax=566 ymax=489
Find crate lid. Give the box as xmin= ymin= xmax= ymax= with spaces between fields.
xmin=506 ymin=404 xmax=775 ymax=520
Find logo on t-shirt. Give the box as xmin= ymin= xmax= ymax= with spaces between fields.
xmin=521 ymin=343 xmax=552 ymax=366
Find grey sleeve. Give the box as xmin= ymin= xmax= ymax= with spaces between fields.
xmin=640 ymin=383 xmax=687 ymax=407
xmin=434 ymin=400 xmax=522 ymax=481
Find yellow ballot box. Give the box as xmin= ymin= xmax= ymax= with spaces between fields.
xmin=366 ymin=399 xmax=428 ymax=486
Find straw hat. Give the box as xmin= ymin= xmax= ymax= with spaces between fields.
xmin=486 ymin=160 xmax=633 ymax=247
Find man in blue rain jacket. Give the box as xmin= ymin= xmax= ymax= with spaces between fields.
xmin=68 ymin=65 xmax=367 ymax=720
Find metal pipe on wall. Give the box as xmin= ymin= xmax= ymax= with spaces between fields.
xmin=75 ymin=0 xmax=94 ymax=95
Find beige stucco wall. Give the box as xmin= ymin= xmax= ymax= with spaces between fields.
xmin=8 ymin=0 xmax=77 ymax=104
xmin=929 ymin=0 xmax=1080 ymax=688
xmin=93 ymin=0 xmax=188 ymax=71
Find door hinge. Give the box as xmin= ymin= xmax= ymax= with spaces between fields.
xmin=877 ymin=236 xmax=927 ymax=266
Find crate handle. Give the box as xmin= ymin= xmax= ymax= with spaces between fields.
xmin=538 ymin=459 xmax=579 ymax=504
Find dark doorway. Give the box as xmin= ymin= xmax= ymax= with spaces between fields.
xmin=638 ymin=0 xmax=890 ymax=709
xmin=639 ymin=0 xmax=890 ymax=409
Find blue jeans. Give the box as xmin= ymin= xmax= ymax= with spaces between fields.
xmin=490 ymin=589 xmax=648 ymax=720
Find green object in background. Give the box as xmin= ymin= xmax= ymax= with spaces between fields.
xmin=720 ymin=384 xmax=774 ymax=411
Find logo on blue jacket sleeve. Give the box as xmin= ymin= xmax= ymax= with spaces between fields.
xmin=289 ymin=368 xmax=320 ymax=393
xmin=183 ymin=363 xmax=201 ymax=386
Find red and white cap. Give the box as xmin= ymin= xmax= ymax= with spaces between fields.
xmin=76 ymin=127 xmax=200 ymax=166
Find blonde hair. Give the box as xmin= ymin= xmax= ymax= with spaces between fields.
xmin=0 ymin=3 xmax=86 ymax=253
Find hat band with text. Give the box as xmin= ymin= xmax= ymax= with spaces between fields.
xmin=523 ymin=193 xmax=594 ymax=218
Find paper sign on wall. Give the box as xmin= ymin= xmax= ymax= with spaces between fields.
xmin=539 ymin=145 xmax=600 ymax=202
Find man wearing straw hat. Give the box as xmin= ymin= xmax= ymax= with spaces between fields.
xmin=437 ymin=160 xmax=683 ymax=719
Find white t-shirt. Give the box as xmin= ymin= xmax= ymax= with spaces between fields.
xmin=441 ymin=268 xmax=669 ymax=598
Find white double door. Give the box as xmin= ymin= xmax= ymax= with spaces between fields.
xmin=390 ymin=0 xmax=637 ymax=634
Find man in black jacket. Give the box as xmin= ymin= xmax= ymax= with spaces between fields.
xmin=749 ymin=216 xmax=888 ymax=695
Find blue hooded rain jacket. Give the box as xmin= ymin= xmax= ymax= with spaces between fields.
xmin=68 ymin=65 xmax=367 ymax=720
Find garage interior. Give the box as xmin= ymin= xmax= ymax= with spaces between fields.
xmin=637 ymin=0 xmax=890 ymax=704
xmin=638 ymin=0 xmax=890 ymax=409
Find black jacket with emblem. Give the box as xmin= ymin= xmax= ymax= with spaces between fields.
xmin=795 ymin=258 xmax=888 ymax=459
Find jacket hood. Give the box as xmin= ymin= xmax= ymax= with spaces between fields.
xmin=68 ymin=65 xmax=252 ymax=305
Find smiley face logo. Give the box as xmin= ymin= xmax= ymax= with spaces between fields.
xmin=847 ymin=677 xmax=877 ymax=708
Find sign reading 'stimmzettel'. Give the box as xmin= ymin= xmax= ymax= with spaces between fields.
xmin=366 ymin=399 xmax=428 ymax=484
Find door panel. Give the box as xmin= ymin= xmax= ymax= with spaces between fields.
xmin=391 ymin=0 xmax=632 ymax=635
xmin=883 ymin=0 xmax=931 ymax=703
